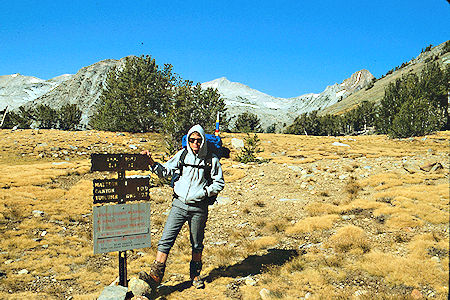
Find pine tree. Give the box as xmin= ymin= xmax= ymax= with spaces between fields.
xmin=233 ymin=112 xmax=262 ymax=133
xmin=162 ymin=82 xmax=227 ymax=153
xmin=390 ymin=96 xmax=442 ymax=138
xmin=58 ymin=104 xmax=82 ymax=130
xmin=35 ymin=104 xmax=58 ymax=129
xmin=91 ymin=55 xmax=175 ymax=132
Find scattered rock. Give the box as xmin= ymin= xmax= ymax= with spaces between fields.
xmin=245 ymin=277 xmax=257 ymax=286
xmin=128 ymin=277 xmax=152 ymax=297
xmin=288 ymin=165 xmax=303 ymax=172
xmin=32 ymin=210 xmax=45 ymax=217
xmin=131 ymin=296 xmax=149 ymax=300
xmin=431 ymin=256 xmax=440 ymax=263
xmin=420 ymin=162 xmax=438 ymax=172
xmin=411 ymin=289 xmax=423 ymax=299
xmin=332 ymin=142 xmax=350 ymax=147
xmin=430 ymin=163 xmax=443 ymax=172
xmin=259 ymin=288 xmax=272 ymax=300
xmin=216 ymin=196 xmax=232 ymax=205
xmin=354 ymin=290 xmax=367 ymax=297
xmin=98 ymin=285 xmax=128 ymax=300
xmin=403 ymin=163 xmax=419 ymax=174
xmin=279 ymin=198 xmax=303 ymax=202
xmin=231 ymin=138 xmax=244 ymax=149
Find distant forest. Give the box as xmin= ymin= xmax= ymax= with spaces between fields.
xmin=285 ymin=60 xmax=449 ymax=138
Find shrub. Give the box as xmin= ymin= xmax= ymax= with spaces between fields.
xmin=235 ymin=134 xmax=265 ymax=163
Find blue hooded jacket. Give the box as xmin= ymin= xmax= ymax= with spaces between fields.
xmin=151 ymin=124 xmax=225 ymax=206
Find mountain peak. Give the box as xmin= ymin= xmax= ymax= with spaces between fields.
xmin=340 ymin=69 xmax=374 ymax=92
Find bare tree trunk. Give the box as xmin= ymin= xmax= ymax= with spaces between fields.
xmin=0 ymin=106 xmax=8 ymax=128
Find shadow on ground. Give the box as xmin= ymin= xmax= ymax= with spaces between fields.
xmin=153 ymin=248 xmax=299 ymax=299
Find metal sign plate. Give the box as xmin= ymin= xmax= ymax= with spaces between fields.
xmin=93 ymin=202 xmax=151 ymax=254
xmin=93 ymin=177 xmax=150 ymax=204
xmin=91 ymin=154 xmax=150 ymax=172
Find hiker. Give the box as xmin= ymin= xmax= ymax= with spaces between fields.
xmin=139 ymin=124 xmax=225 ymax=289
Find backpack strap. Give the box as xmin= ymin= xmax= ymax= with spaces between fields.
xmin=178 ymin=148 xmax=213 ymax=181
xmin=178 ymin=148 xmax=188 ymax=176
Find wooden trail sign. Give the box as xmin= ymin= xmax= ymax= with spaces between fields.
xmin=93 ymin=177 xmax=150 ymax=203
xmin=91 ymin=153 xmax=152 ymax=287
xmin=91 ymin=153 xmax=150 ymax=172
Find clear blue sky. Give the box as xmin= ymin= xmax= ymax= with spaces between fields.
xmin=1 ymin=0 xmax=449 ymax=98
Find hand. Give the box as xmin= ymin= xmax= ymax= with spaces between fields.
xmin=141 ymin=150 xmax=155 ymax=166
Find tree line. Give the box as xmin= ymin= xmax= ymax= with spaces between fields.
xmin=3 ymin=103 xmax=82 ymax=131
xmin=3 ymin=49 xmax=448 ymax=140
xmin=285 ymin=62 xmax=449 ymax=138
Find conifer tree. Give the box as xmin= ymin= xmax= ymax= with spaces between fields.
xmin=233 ymin=112 xmax=262 ymax=133
xmin=58 ymin=103 xmax=82 ymax=130
xmin=35 ymin=104 xmax=58 ymax=129
xmin=91 ymin=55 xmax=175 ymax=132
xmin=162 ymin=81 xmax=227 ymax=153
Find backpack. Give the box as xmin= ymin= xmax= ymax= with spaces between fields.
xmin=181 ymin=134 xmax=229 ymax=159
xmin=170 ymin=148 xmax=217 ymax=205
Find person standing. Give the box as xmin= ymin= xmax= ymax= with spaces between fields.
xmin=139 ymin=124 xmax=225 ymax=289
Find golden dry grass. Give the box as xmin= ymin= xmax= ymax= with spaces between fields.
xmin=285 ymin=214 xmax=339 ymax=234
xmin=0 ymin=129 xmax=448 ymax=299
xmin=327 ymin=225 xmax=370 ymax=253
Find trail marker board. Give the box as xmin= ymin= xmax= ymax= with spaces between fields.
xmin=93 ymin=202 xmax=151 ymax=254
xmin=91 ymin=153 xmax=150 ymax=172
xmin=93 ymin=177 xmax=150 ymax=204
xmin=91 ymin=153 xmax=152 ymax=287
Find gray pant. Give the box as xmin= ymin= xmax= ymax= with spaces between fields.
xmin=157 ymin=199 xmax=209 ymax=254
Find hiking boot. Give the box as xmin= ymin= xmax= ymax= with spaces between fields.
xmin=192 ymin=276 xmax=205 ymax=289
xmin=138 ymin=260 xmax=165 ymax=288
xmin=190 ymin=261 xmax=204 ymax=289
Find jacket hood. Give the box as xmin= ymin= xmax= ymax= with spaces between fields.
xmin=187 ymin=124 xmax=207 ymax=157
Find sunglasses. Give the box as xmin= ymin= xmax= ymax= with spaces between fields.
xmin=188 ymin=138 xmax=203 ymax=144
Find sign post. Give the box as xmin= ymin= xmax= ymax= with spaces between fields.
xmin=91 ymin=153 xmax=151 ymax=287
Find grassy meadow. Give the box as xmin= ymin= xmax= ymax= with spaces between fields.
xmin=0 ymin=129 xmax=448 ymax=299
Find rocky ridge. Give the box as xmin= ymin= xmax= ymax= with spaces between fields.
xmin=0 ymin=73 xmax=72 ymax=110
xmin=1 ymin=60 xmax=373 ymax=131
xmin=201 ymin=69 xmax=374 ymax=131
